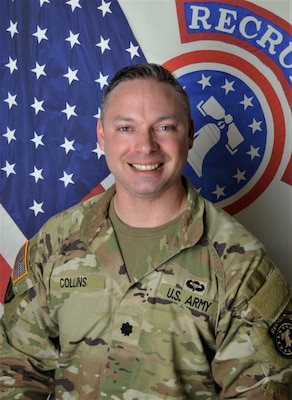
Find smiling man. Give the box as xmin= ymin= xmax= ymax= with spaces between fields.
xmin=98 ymin=69 xmax=193 ymax=227
xmin=0 ymin=64 xmax=291 ymax=399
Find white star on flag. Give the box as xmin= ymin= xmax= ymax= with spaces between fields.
xmin=3 ymin=127 xmax=16 ymax=144
xmin=40 ymin=0 xmax=50 ymax=6
xmin=126 ymin=41 xmax=140 ymax=59
xmin=62 ymin=103 xmax=77 ymax=120
xmin=1 ymin=161 xmax=16 ymax=177
xmin=94 ymin=108 xmax=101 ymax=119
xmin=66 ymin=0 xmax=81 ymax=12
xmin=92 ymin=143 xmax=105 ymax=159
xmin=5 ymin=57 xmax=18 ymax=74
xmin=65 ymin=31 xmax=80 ymax=48
xmin=31 ymin=62 xmax=47 ymax=79
xmin=7 ymin=20 xmax=18 ymax=38
xmin=4 ymin=92 xmax=17 ymax=109
xmin=60 ymin=138 xmax=76 ymax=154
xmin=63 ymin=67 xmax=79 ymax=84
xmin=29 ymin=200 xmax=44 ymax=216
xmin=31 ymin=97 xmax=45 ymax=115
xmin=98 ymin=0 xmax=112 ymax=17
xmin=59 ymin=171 xmax=74 ymax=187
xmin=32 ymin=26 xmax=48 ymax=43
xmin=96 ymin=36 xmax=111 ymax=53
xmin=30 ymin=167 xmax=44 ymax=183
xmin=31 ymin=132 xmax=45 ymax=149
xmin=95 ymin=72 xmax=109 ymax=89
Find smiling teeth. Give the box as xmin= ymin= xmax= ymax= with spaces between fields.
xmin=132 ymin=163 xmax=160 ymax=171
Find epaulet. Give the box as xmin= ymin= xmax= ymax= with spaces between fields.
xmin=12 ymin=241 xmax=29 ymax=284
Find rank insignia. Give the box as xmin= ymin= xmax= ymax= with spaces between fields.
xmin=121 ymin=322 xmax=133 ymax=336
xmin=12 ymin=241 xmax=29 ymax=284
xmin=269 ymin=312 xmax=292 ymax=358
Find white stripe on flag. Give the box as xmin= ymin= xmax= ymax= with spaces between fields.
xmin=101 ymin=174 xmax=115 ymax=190
xmin=0 ymin=204 xmax=26 ymax=268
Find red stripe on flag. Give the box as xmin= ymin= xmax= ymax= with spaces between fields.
xmin=81 ymin=175 xmax=114 ymax=202
xmin=281 ymin=155 xmax=292 ymax=186
xmin=81 ymin=184 xmax=106 ymax=202
xmin=0 ymin=254 xmax=12 ymax=303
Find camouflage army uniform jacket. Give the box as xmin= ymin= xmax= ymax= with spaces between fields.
xmin=0 ymin=178 xmax=291 ymax=399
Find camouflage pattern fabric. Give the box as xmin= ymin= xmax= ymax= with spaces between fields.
xmin=0 ymin=177 xmax=291 ymax=399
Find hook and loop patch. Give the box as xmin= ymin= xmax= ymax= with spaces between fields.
xmin=12 ymin=241 xmax=29 ymax=284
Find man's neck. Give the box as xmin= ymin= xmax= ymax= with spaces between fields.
xmin=113 ymin=183 xmax=188 ymax=228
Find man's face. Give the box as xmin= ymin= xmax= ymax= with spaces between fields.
xmin=97 ymin=78 xmax=193 ymax=201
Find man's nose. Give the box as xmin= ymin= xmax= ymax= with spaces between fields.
xmin=135 ymin=129 xmax=159 ymax=153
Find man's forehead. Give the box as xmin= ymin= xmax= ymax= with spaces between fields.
xmin=101 ymin=77 xmax=188 ymax=122
xmin=106 ymin=79 xmax=180 ymax=106
xmin=109 ymin=78 xmax=174 ymax=94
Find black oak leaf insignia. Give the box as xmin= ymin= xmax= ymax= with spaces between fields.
xmin=121 ymin=322 xmax=133 ymax=336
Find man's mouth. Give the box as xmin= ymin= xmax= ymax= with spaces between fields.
xmin=131 ymin=163 xmax=161 ymax=171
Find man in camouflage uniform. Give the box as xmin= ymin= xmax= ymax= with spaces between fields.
xmin=0 ymin=64 xmax=291 ymax=399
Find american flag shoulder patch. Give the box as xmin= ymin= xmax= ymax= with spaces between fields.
xmin=12 ymin=241 xmax=29 ymax=284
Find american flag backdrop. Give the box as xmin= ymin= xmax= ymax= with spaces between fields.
xmin=0 ymin=0 xmax=147 ymax=309
xmin=0 ymin=0 xmax=291 ymax=316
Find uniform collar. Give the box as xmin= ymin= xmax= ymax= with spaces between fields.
xmin=82 ymin=176 xmax=205 ymax=251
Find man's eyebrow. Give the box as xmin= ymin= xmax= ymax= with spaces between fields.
xmin=112 ymin=115 xmax=134 ymax=122
xmin=154 ymin=114 xmax=179 ymax=122
xmin=111 ymin=114 xmax=181 ymax=123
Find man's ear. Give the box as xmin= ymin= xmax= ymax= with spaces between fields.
xmin=188 ymin=119 xmax=194 ymax=149
xmin=97 ymin=120 xmax=105 ymax=151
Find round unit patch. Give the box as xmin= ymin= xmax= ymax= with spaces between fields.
xmin=269 ymin=312 xmax=292 ymax=358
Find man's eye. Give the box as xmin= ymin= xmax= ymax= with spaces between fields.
xmin=119 ymin=126 xmax=131 ymax=132
xmin=159 ymin=125 xmax=174 ymax=131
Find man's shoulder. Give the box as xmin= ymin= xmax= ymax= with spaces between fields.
xmin=36 ymin=185 xmax=114 ymax=237
xmin=202 ymin=196 xmax=260 ymax=248
xmin=23 ymin=185 xmax=115 ymax=268
xmin=10 ymin=187 xmax=115 ymax=296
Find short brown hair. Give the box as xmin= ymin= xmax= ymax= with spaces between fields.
xmin=100 ymin=63 xmax=191 ymax=121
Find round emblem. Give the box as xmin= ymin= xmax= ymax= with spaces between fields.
xmin=164 ymin=0 xmax=291 ymax=215
xmin=164 ymin=50 xmax=287 ymax=215
xmin=269 ymin=312 xmax=292 ymax=358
